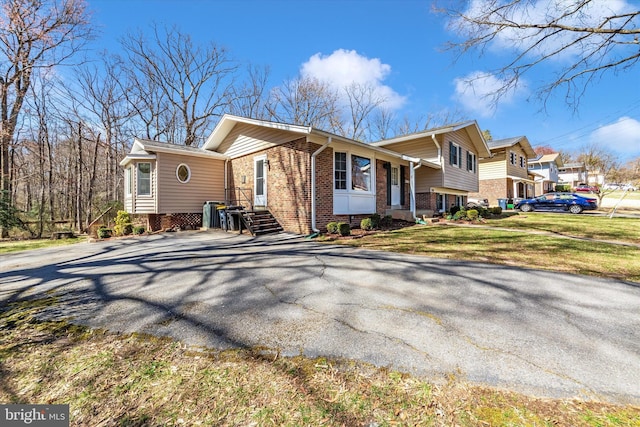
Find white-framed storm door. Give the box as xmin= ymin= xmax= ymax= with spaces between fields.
xmin=391 ymin=165 xmax=401 ymax=206
xmin=254 ymin=155 xmax=267 ymax=207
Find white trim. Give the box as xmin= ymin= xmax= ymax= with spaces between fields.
xmin=176 ymin=163 xmax=191 ymax=184
xmin=254 ymin=155 xmax=267 ymax=207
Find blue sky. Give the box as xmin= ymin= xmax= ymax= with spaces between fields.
xmin=86 ymin=0 xmax=640 ymax=162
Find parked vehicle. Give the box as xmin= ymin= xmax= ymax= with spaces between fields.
xmin=467 ymin=197 xmax=489 ymax=208
xmin=515 ymin=193 xmax=598 ymax=214
xmin=574 ymin=183 xmax=600 ymax=193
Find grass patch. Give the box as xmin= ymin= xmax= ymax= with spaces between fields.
xmin=0 ymin=236 xmax=87 ymax=254
xmin=483 ymin=212 xmax=640 ymax=243
xmin=1 ymin=298 xmax=638 ymax=426
xmin=330 ymin=214 xmax=640 ymax=283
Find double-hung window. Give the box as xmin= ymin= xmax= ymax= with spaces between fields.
xmin=467 ymin=151 xmax=476 ymax=173
xmin=510 ymin=152 xmax=517 ymax=165
xmin=137 ymin=162 xmax=151 ymax=196
xmin=449 ymin=142 xmax=462 ymax=168
xmin=520 ymin=155 xmax=525 ymax=168
xmin=124 ymin=167 xmax=132 ymax=196
xmin=334 ymin=152 xmax=347 ymax=190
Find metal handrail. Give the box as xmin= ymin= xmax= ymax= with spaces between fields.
xmin=226 ymin=187 xmax=253 ymax=211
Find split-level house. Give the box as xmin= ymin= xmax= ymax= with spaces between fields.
xmin=528 ymin=152 xmax=564 ymax=194
xmin=120 ymin=115 xmax=490 ymax=235
xmin=467 ymin=136 xmax=537 ymax=206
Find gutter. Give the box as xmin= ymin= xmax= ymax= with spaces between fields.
xmin=224 ymin=159 xmax=229 ymax=204
xmin=311 ymin=137 xmax=333 ymax=233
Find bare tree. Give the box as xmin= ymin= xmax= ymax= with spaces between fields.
xmin=577 ymin=143 xmax=620 ymax=203
xmin=0 ymin=0 xmax=93 ymax=236
xmin=266 ymin=76 xmax=340 ymax=131
xmin=227 ymin=64 xmax=271 ymax=120
xmin=440 ymin=0 xmax=640 ymax=108
xmin=339 ymin=82 xmax=387 ymax=141
xmin=121 ymin=24 xmax=237 ymax=146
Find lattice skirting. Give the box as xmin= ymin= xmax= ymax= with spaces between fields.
xmin=147 ymin=213 xmax=203 ymax=231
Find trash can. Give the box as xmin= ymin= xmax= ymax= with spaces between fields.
xmin=498 ymin=198 xmax=507 ymax=210
xmin=202 ymin=201 xmax=224 ymax=229
xmin=507 ymin=198 xmax=515 ymax=209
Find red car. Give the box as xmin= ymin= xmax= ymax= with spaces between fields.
xmin=574 ymin=183 xmax=600 ymax=194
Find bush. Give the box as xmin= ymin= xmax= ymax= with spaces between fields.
xmin=452 ymin=209 xmax=466 ymax=220
xmin=360 ymin=217 xmax=374 ymax=231
xmin=556 ymin=184 xmax=572 ymax=192
xmin=133 ymin=225 xmax=146 ymax=235
xmin=326 ymin=222 xmax=339 ymax=234
xmin=370 ymin=213 xmax=381 ymax=228
xmin=449 ymin=205 xmax=461 ymax=216
xmin=97 ymin=227 xmax=112 ymax=239
xmin=337 ymin=222 xmax=351 ymax=236
xmin=466 ymin=209 xmax=479 ymax=221
xmin=113 ymin=210 xmax=133 ymax=236
xmin=380 ymin=215 xmax=393 ymax=227
xmin=491 ymin=206 xmax=503 ymax=215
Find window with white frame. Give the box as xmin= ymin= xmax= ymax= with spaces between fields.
xmin=351 ymin=154 xmax=371 ymax=191
xmin=334 ymin=152 xmax=347 ymax=190
xmin=449 ymin=141 xmax=462 ymax=168
xmin=510 ymin=151 xmax=517 ymax=165
xmin=125 ymin=167 xmax=132 ymax=196
xmin=176 ymin=163 xmax=191 ymax=183
xmin=455 ymin=195 xmax=464 ymax=206
xmin=137 ymin=162 xmax=151 ymax=196
xmin=467 ymin=151 xmax=476 ymax=173
xmin=519 ymin=155 xmax=525 ymax=168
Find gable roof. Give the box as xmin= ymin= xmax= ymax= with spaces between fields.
xmin=202 ymin=114 xmax=441 ymax=169
xmin=370 ymin=121 xmax=491 ymax=158
xmin=120 ymin=138 xmax=228 ymax=166
xmin=529 ymin=152 xmax=564 ymax=167
xmin=487 ymin=136 xmax=536 ymax=158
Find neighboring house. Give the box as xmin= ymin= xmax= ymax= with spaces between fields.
xmin=527 ymin=153 xmax=564 ymax=194
xmin=468 ymin=136 xmax=537 ymax=206
xmin=558 ymin=163 xmax=587 ymax=188
xmin=120 ymin=115 xmax=489 ymax=235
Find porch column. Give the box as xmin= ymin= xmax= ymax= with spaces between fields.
xmin=409 ymin=161 xmax=416 ymax=215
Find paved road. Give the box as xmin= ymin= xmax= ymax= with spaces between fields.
xmin=1 ymin=231 xmax=639 ymax=404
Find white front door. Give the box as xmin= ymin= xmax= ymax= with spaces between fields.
xmin=254 ymin=156 xmax=267 ymax=207
xmin=391 ymin=165 xmax=401 ymax=206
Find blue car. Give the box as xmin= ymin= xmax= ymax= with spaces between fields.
xmin=515 ymin=192 xmax=598 ymax=214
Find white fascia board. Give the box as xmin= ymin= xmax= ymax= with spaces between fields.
xmin=119 ymin=153 xmax=156 ymax=166
xmin=203 ymin=114 xmax=312 ymax=151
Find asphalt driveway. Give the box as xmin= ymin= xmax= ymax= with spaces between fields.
xmin=1 ymin=231 xmax=639 ymax=404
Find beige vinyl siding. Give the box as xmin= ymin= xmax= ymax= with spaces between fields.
xmin=479 ymin=152 xmax=507 ymax=180
xmin=133 ymin=161 xmax=156 ymax=214
xmin=441 ymin=130 xmax=479 ymax=192
xmin=506 ymin=145 xmax=529 ymax=178
xmin=156 ymin=152 xmax=225 ymax=213
xmin=379 ymin=136 xmax=439 ymax=161
xmin=415 ymin=166 xmax=442 ymax=192
xmin=217 ymin=122 xmax=304 ymax=158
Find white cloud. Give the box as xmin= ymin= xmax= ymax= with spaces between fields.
xmin=452 ymin=71 xmax=527 ymax=117
xmin=588 ymin=117 xmax=640 ymax=157
xmin=300 ymin=49 xmax=406 ymax=110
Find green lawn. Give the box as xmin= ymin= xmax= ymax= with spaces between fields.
xmin=0 ymin=235 xmax=87 ymax=254
xmin=328 ymin=213 xmax=640 ymax=283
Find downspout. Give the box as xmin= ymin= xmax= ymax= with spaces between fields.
xmin=224 ymin=159 xmax=229 ymax=204
xmin=431 ymin=134 xmax=442 ymax=171
xmin=311 ymin=137 xmax=332 ymax=233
